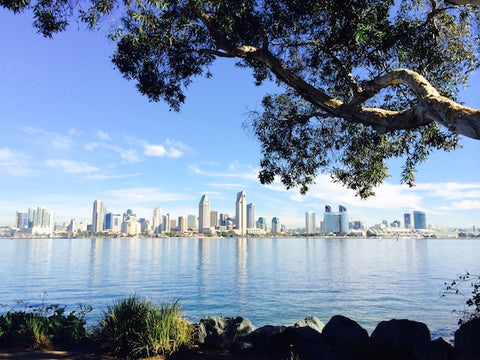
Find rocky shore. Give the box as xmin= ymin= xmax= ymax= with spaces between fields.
xmin=189 ymin=315 xmax=480 ymax=359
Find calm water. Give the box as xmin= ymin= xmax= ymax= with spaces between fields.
xmin=1 ymin=237 xmax=478 ymax=339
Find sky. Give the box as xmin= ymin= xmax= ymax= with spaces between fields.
xmin=1 ymin=9 xmax=479 ymax=230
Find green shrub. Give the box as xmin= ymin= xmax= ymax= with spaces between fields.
xmin=94 ymin=296 xmax=192 ymax=359
xmin=0 ymin=304 xmax=90 ymax=349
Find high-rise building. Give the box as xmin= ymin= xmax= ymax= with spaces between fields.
xmin=404 ymin=213 xmax=412 ymax=229
xmin=25 ymin=206 xmax=54 ymax=235
xmin=323 ymin=204 xmax=348 ymax=234
xmin=153 ymin=207 xmax=162 ymax=234
xmin=413 ymin=211 xmax=427 ymax=229
xmin=15 ymin=210 xmax=28 ymax=229
xmin=247 ymin=203 xmax=255 ymax=229
xmin=256 ymin=217 xmax=267 ymax=230
xmin=210 ymin=211 xmax=219 ymax=228
xmin=178 ymin=216 xmax=188 ymax=233
xmin=236 ymin=191 xmax=247 ymax=235
xmin=305 ymin=211 xmax=316 ymax=234
xmin=271 ymin=217 xmax=281 ymax=234
xmin=162 ymin=214 xmax=171 ymax=233
xmin=188 ymin=215 xmax=198 ymax=230
xmin=198 ymin=194 xmax=210 ymax=233
xmin=92 ymin=200 xmax=105 ymax=233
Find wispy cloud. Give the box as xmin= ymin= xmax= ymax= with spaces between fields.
xmin=95 ymin=130 xmax=110 ymax=140
xmin=106 ymin=187 xmax=195 ymax=204
xmin=22 ymin=126 xmax=73 ymax=150
xmin=142 ymin=139 xmax=192 ymax=158
xmin=189 ymin=162 xmax=258 ymax=181
xmin=0 ymin=148 xmax=34 ymax=176
xmin=84 ymin=142 xmax=141 ymax=163
xmin=45 ymin=159 xmax=99 ymax=174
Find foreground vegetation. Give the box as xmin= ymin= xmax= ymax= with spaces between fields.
xmin=0 ymin=296 xmax=192 ymax=359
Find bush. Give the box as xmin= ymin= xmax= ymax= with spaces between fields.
xmin=0 ymin=303 xmax=90 ymax=349
xmin=444 ymin=272 xmax=480 ymax=325
xmin=94 ymin=296 xmax=192 ymax=359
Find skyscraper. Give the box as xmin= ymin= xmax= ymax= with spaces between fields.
xmin=404 ymin=213 xmax=412 ymax=229
xmin=210 ymin=211 xmax=219 ymax=228
xmin=271 ymin=217 xmax=281 ymax=234
xmin=247 ymin=203 xmax=255 ymax=229
xmin=413 ymin=211 xmax=427 ymax=229
xmin=305 ymin=211 xmax=316 ymax=234
xmin=92 ymin=200 xmax=105 ymax=233
xmin=236 ymin=190 xmax=247 ymax=235
xmin=198 ymin=194 xmax=210 ymax=233
xmin=153 ymin=206 xmax=162 ymax=234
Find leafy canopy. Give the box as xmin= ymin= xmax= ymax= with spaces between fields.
xmin=3 ymin=0 xmax=480 ymax=197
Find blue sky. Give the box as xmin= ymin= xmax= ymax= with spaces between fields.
xmin=1 ymin=10 xmax=479 ymax=230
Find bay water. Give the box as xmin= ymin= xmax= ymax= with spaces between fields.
xmin=1 ymin=237 xmax=478 ymax=340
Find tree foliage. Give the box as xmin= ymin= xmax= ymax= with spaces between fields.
xmin=3 ymin=0 xmax=480 ymax=196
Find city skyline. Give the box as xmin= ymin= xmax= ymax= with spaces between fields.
xmin=1 ymin=11 xmax=479 ymax=230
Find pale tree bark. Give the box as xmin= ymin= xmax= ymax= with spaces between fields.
xmin=191 ymin=1 xmax=480 ymax=140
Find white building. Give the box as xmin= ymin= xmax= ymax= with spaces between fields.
xmin=198 ymin=194 xmax=210 ymax=233
xmin=305 ymin=211 xmax=317 ymax=234
xmin=92 ymin=200 xmax=105 ymax=233
xmin=236 ymin=191 xmax=247 ymax=236
xmin=153 ymin=206 xmax=162 ymax=234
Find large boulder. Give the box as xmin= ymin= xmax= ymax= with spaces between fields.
xmin=412 ymin=337 xmax=454 ymax=360
xmin=245 ymin=324 xmax=287 ymax=350
xmin=454 ymin=318 xmax=480 ymax=360
xmin=370 ymin=319 xmax=431 ymax=360
xmin=294 ymin=315 xmax=326 ymax=333
xmin=196 ymin=316 xmax=255 ymax=349
xmin=322 ymin=315 xmax=370 ymax=360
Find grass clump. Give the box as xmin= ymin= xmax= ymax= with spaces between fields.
xmin=0 ymin=303 xmax=90 ymax=349
xmin=94 ymin=295 xmax=192 ymax=359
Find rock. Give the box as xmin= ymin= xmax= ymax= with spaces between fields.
xmin=454 ymin=318 xmax=480 ymax=360
xmin=246 ymin=325 xmax=287 ymax=350
xmin=196 ymin=316 xmax=256 ymax=349
xmin=295 ymin=342 xmax=346 ymax=360
xmin=412 ymin=337 xmax=454 ymax=360
xmin=285 ymin=325 xmax=324 ymax=345
xmin=322 ymin=315 xmax=369 ymax=360
xmin=294 ymin=315 xmax=326 ymax=333
xmin=370 ymin=319 xmax=431 ymax=360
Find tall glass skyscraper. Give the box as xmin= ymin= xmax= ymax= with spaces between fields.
xmin=247 ymin=203 xmax=255 ymax=229
xmin=198 ymin=194 xmax=210 ymax=233
xmin=92 ymin=200 xmax=105 ymax=233
xmin=413 ymin=211 xmax=427 ymax=229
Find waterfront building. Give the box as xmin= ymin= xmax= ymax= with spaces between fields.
xmin=210 ymin=210 xmax=219 ymax=228
xmin=413 ymin=211 xmax=427 ymax=229
xmin=92 ymin=200 xmax=105 ymax=233
xmin=305 ymin=211 xmax=316 ymax=234
xmin=236 ymin=191 xmax=247 ymax=235
xmin=152 ymin=207 xmax=162 ymax=234
xmin=162 ymin=214 xmax=171 ymax=233
xmin=323 ymin=205 xmax=349 ymax=235
xmin=123 ymin=209 xmax=135 ymax=222
xmin=188 ymin=215 xmax=198 ymax=230
xmin=198 ymin=194 xmax=210 ymax=233
xmin=15 ymin=210 xmax=28 ymax=229
xmin=178 ymin=216 xmax=188 ymax=233
xmin=271 ymin=217 xmax=281 ymax=234
xmin=121 ymin=216 xmax=141 ymax=235
xmin=105 ymin=212 xmax=121 ymax=232
xmin=139 ymin=218 xmax=150 ymax=233
xmin=247 ymin=203 xmax=255 ymax=229
xmin=256 ymin=217 xmax=267 ymax=231
xmin=404 ymin=213 xmax=412 ymax=229
xmin=67 ymin=218 xmax=78 ymax=235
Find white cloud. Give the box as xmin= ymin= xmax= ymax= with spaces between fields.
xmin=84 ymin=142 xmax=141 ymax=163
xmin=450 ymin=199 xmax=480 ymax=210
xmin=95 ymin=130 xmax=110 ymax=140
xmin=189 ymin=162 xmax=259 ymax=181
xmin=45 ymin=159 xmax=99 ymax=174
xmin=143 ymin=139 xmax=191 ymax=158
xmin=0 ymin=148 xmax=34 ymax=176
xmin=22 ymin=126 xmax=73 ymax=150
xmin=106 ymin=187 xmax=195 ymax=204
